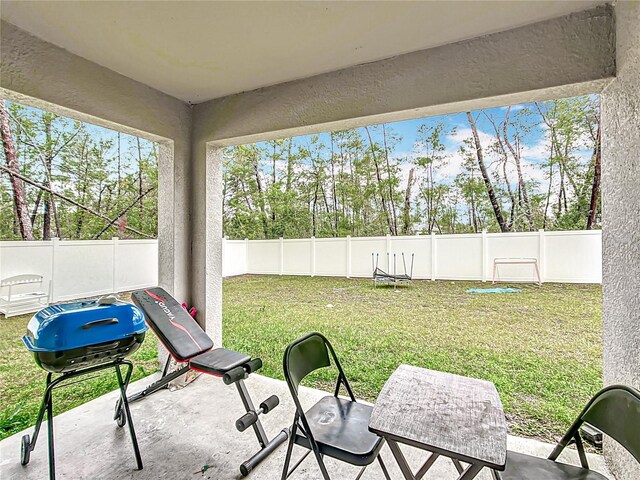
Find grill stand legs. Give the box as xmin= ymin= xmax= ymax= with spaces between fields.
xmin=116 ymin=362 xmax=143 ymax=470
xmin=21 ymin=360 xmax=143 ymax=480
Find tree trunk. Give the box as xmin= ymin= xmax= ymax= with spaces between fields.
xmin=42 ymin=116 xmax=53 ymax=240
xmin=117 ymin=131 xmax=122 ymax=197
xmin=485 ymin=113 xmax=515 ymax=230
xmin=251 ymin=150 xmax=269 ymax=238
xmin=586 ymin=124 xmax=601 ymax=229
xmin=382 ymin=124 xmax=398 ymax=235
xmin=543 ymin=136 xmax=554 ymax=229
xmin=30 ymin=188 xmax=42 ymax=227
xmin=466 ymin=112 xmax=508 ymax=232
xmin=136 ymin=136 xmax=144 ymax=217
xmin=0 ymin=99 xmax=34 ymax=240
xmin=330 ymin=133 xmax=339 ymax=236
xmin=402 ymin=167 xmax=415 ymax=235
xmin=285 ymin=139 xmax=294 ymax=193
xmin=364 ymin=126 xmax=393 ymax=235
xmin=503 ymin=107 xmax=534 ymax=231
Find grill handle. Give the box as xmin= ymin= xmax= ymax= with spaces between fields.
xmin=81 ymin=318 xmax=119 ymax=329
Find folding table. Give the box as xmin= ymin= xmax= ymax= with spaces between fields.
xmin=369 ymin=364 xmax=507 ymax=480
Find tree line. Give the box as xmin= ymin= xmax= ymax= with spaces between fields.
xmin=1 ymin=96 xmax=600 ymax=242
xmin=0 ymin=100 xmax=158 ymax=241
xmin=223 ymin=96 xmax=601 ymax=239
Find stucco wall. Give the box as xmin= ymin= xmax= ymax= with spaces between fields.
xmin=193 ymin=5 xmax=614 ymax=147
xmin=0 ymin=21 xmax=192 ymax=305
xmin=601 ymin=2 xmax=640 ymax=478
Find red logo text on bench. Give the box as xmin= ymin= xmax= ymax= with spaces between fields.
xmin=144 ymin=289 xmax=204 ymax=351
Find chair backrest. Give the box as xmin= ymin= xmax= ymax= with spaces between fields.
xmin=580 ymin=385 xmax=640 ymax=463
xmin=283 ymin=332 xmax=331 ymax=393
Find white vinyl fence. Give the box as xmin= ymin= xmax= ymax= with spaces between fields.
xmin=223 ymin=230 xmax=602 ymax=284
xmin=0 ymin=230 xmax=601 ymax=305
xmin=0 ymin=238 xmax=158 ymax=302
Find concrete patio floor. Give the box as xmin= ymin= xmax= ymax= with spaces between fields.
xmin=0 ymin=372 xmax=610 ymax=480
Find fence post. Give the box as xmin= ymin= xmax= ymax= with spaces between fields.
xmin=346 ymin=235 xmax=352 ymax=278
xmin=112 ymin=237 xmax=118 ymax=293
xmin=431 ymin=232 xmax=436 ymax=281
xmin=386 ymin=234 xmax=391 ymax=271
xmin=539 ymin=229 xmax=545 ymax=283
xmin=279 ymin=237 xmax=284 ymax=275
xmin=311 ymin=236 xmax=316 ymax=277
xmin=244 ymin=238 xmax=249 ymax=275
xmin=50 ymin=237 xmax=59 ymax=302
xmin=481 ymin=229 xmax=488 ymax=282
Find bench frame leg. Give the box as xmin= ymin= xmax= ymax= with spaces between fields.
xmin=236 ymin=378 xmax=289 ymax=476
xmin=121 ymin=356 xmax=288 ymax=477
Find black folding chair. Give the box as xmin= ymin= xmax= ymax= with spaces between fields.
xmin=494 ymin=384 xmax=640 ymax=480
xmin=281 ymin=332 xmax=391 ymax=480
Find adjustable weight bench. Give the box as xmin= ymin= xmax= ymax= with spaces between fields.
xmin=114 ymin=287 xmax=289 ymax=476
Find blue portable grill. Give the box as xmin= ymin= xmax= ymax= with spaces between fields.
xmin=23 ymin=296 xmax=147 ymax=372
xmin=20 ymin=296 xmax=147 ymax=480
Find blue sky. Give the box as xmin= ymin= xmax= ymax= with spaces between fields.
xmin=258 ymin=98 xmax=595 ymax=194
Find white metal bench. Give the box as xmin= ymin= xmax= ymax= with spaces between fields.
xmin=492 ymin=258 xmax=541 ymax=285
xmin=0 ymin=274 xmax=50 ymax=318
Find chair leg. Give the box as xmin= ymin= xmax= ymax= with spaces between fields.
xmin=377 ymin=455 xmax=392 ymax=480
xmin=281 ymin=423 xmax=297 ymax=480
xmin=310 ymin=448 xmax=332 ymax=480
xmin=354 ymin=465 xmax=368 ymax=480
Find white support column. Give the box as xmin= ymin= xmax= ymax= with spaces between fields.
xmin=431 ymin=232 xmax=437 ymax=281
xmin=279 ymin=237 xmax=284 ymax=275
xmin=538 ymin=229 xmax=545 ymax=283
xmin=481 ymin=229 xmax=488 ymax=282
xmin=204 ymin=144 xmax=223 ymax=348
xmin=112 ymin=236 xmax=119 ymax=293
xmin=346 ymin=235 xmax=352 ymax=278
xmin=311 ymin=236 xmax=316 ymax=277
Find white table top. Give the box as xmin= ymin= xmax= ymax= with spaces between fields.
xmin=369 ymin=364 xmax=507 ymax=468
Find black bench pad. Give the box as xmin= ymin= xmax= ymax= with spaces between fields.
xmin=190 ymin=348 xmax=252 ymax=375
xmin=131 ymin=288 xmax=213 ymax=361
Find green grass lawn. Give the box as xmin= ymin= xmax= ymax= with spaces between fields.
xmin=1 ymin=276 xmax=602 ymax=444
xmin=222 ymin=276 xmax=602 ymax=443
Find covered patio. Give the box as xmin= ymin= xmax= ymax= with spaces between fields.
xmin=0 ymin=372 xmax=610 ymax=480
xmin=1 ymin=1 xmax=639 ymax=479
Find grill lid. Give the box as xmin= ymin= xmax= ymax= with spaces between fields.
xmin=23 ymin=297 xmax=147 ymax=353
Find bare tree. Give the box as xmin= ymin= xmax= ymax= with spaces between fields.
xmin=503 ymin=107 xmax=534 ymax=231
xmin=402 ymin=167 xmax=415 ymax=235
xmin=466 ymin=112 xmax=509 ymax=232
xmin=586 ymin=124 xmax=601 ymax=230
xmin=0 ymin=99 xmax=34 ymax=240
xmin=365 ymin=126 xmax=394 ymax=235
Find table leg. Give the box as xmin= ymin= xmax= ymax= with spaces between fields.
xmin=456 ymin=463 xmax=483 ymax=480
xmin=415 ymin=452 xmax=439 ymax=479
xmin=387 ymin=439 xmax=417 ymax=480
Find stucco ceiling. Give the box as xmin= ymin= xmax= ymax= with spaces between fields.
xmin=1 ymin=0 xmax=606 ymax=103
